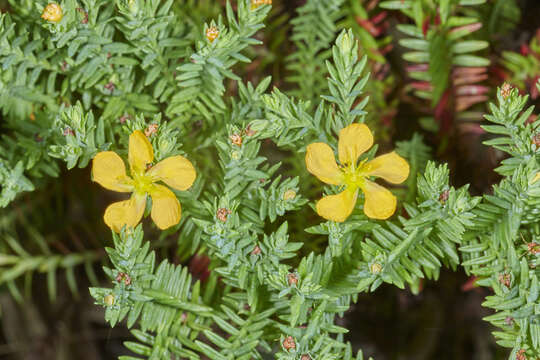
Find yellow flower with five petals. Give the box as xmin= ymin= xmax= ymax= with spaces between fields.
xmin=306 ymin=123 xmax=409 ymax=222
xmin=92 ymin=130 xmax=196 ymax=232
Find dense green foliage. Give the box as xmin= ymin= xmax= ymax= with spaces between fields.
xmin=1 ymin=0 xmax=540 ymax=359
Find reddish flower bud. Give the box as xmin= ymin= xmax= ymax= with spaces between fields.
xmin=282 ymin=336 xmax=296 ymax=351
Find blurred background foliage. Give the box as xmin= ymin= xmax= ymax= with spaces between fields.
xmin=0 ymin=0 xmax=540 ymax=359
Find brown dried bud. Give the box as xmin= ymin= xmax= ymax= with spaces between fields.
xmin=504 ymin=316 xmax=514 ymax=326
xmin=244 ymin=125 xmax=256 ymax=137
xmin=119 ymin=114 xmax=129 ymax=124
xmin=287 ymin=273 xmax=298 ymax=286
xmin=500 ymin=83 xmax=512 ymax=99
xmin=439 ymin=190 xmax=449 ymax=203
xmin=230 ymin=133 xmax=243 ymax=147
xmin=206 ymin=26 xmax=219 ymax=42
xmin=282 ymin=336 xmax=296 ymax=351
xmin=251 ymin=245 xmax=261 ymax=255
xmin=301 ymin=355 xmax=311 ymax=360
xmin=116 ymin=272 xmax=132 ymax=286
xmin=516 ymin=349 xmax=526 ymax=360
xmin=104 ymin=82 xmax=115 ymax=92
xmin=29 ymin=112 xmax=36 ymax=121
xmin=41 ymin=3 xmax=63 ymax=23
xmin=498 ymin=273 xmax=511 ymax=288
xmin=63 ymin=128 xmax=75 ymax=136
xmin=180 ymin=312 xmax=188 ymax=323
xmin=532 ymin=134 xmax=540 ymax=148
xmin=76 ymin=7 xmax=88 ymax=24
xmin=217 ymin=208 xmax=231 ymax=222
xmin=527 ymin=242 xmax=540 ymax=255
xmin=144 ymin=123 xmax=159 ymax=137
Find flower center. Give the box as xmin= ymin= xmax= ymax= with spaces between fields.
xmin=342 ymin=160 xmax=372 ymax=189
xmin=132 ymin=169 xmax=154 ymax=194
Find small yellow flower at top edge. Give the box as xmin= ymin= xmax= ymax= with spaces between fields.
xmin=533 ymin=173 xmax=540 ymax=183
xmin=91 ymin=130 xmax=196 ymax=232
xmin=41 ymin=3 xmax=63 ymax=23
xmin=283 ymin=189 xmax=296 ymax=201
xmin=305 ymin=123 xmax=409 ymax=222
xmin=251 ymin=0 xmax=272 ymax=9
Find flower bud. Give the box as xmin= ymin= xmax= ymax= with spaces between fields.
xmin=104 ymin=294 xmax=115 ymax=306
xmin=231 ymin=151 xmax=241 ymax=160
xmin=439 ymin=190 xmax=449 ymax=204
xmin=283 ymin=189 xmax=296 ymax=201
xmin=500 ymin=83 xmax=512 ymax=100
xmin=251 ymin=245 xmax=261 ymax=255
xmin=516 ymin=349 xmax=526 ymax=360
xmin=287 ymin=273 xmax=298 ymax=286
xmin=370 ymin=262 xmax=382 ymax=274
xmin=527 ymin=242 xmax=540 ymax=255
xmin=217 ymin=208 xmax=231 ymax=222
xmin=144 ymin=123 xmax=158 ymax=137
xmin=230 ymin=133 xmax=243 ymax=147
xmin=206 ymin=26 xmax=219 ymax=42
xmin=282 ymin=336 xmax=296 ymax=351
xmin=498 ymin=273 xmax=511 ymax=288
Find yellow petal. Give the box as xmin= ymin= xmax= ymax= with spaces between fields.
xmin=533 ymin=173 xmax=540 ymax=183
xmin=146 ymin=155 xmax=196 ymax=191
xmin=129 ymin=130 xmax=154 ymax=172
xmin=149 ymin=184 xmax=181 ymax=230
xmin=305 ymin=143 xmax=343 ymax=185
xmin=92 ymin=151 xmax=134 ymax=192
xmin=104 ymin=194 xmax=146 ymax=233
xmin=365 ymin=151 xmax=410 ymax=184
xmin=362 ymin=180 xmax=397 ymax=220
xmin=316 ymin=188 xmax=358 ymax=222
xmin=338 ymin=123 xmax=373 ymax=165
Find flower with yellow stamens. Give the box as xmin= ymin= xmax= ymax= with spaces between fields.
xmin=41 ymin=3 xmax=63 ymax=23
xmin=305 ymin=123 xmax=409 ymax=221
xmin=92 ymin=130 xmax=196 ymax=232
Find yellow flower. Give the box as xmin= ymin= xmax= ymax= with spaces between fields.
xmin=305 ymin=123 xmax=409 ymax=222
xmin=92 ymin=130 xmax=196 ymax=232
xmin=41 ymin=3 xmax=63 ymax=23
